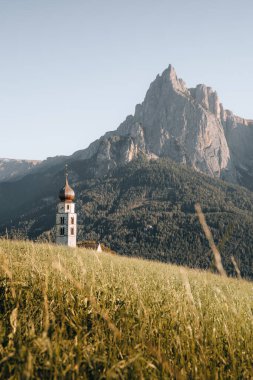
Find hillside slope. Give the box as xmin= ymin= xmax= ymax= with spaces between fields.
xmin=75 ymin=158 xmax=253 ymax=279
xmin=0 ymin=240 xmax=252 ymax=379
xmin=1 ymin=158 xmax=253 ymax=279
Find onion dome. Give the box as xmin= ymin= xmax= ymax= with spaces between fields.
xmin=59 ymin=175 xmax=75 ymax=202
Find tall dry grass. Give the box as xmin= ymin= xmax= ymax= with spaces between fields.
xmin=0 ymin=239 xmax=252 ymax=379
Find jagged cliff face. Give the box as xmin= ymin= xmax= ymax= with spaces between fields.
xmin=73 ymin=65 xmax=252 ymax=187
xmin=223 ymin=114 xmax=253 ymax=188
xmin=117 ymin=66 xmax=232 ymax=179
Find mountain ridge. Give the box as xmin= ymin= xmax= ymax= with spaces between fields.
xmin=2 ymin=64 xmax=253 ymax=190
xmin=0 ymin=158 xmax=41 ymax=182
xmin=60 ymin=64 xmax=253 ymax=189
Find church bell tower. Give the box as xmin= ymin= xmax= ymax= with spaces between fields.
xmin=56 ymin=166 xmax=77 ymax=247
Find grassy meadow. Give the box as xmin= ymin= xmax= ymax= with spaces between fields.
xmin=0 ymin=239 xmax=253 ymax=379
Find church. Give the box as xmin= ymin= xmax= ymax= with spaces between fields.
xmin=55 ymin=170 xmax=77 ymax=247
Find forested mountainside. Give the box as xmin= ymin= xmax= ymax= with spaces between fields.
xmin=1 ymin=157 xmax=253 ymax=279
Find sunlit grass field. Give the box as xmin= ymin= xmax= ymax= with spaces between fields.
xmin=0 ymin=239 xmax=253 ymax=379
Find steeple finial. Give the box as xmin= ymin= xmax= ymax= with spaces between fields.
xmin=59 ymin=164 xmax=75 ymax=202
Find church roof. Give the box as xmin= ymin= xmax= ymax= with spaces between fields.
xmin=59 ymin=175 xmax=75 ymax=202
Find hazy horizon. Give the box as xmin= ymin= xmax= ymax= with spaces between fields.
xmin=1 ymin=0 xmax=252 ymax=160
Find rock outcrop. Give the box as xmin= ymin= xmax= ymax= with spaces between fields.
xmin=116 ymin=65 xmax=233 ymax=180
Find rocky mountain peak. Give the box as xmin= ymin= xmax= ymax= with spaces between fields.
xmin=79 ymin=64 xmax=252 ymax=187
xmin=166 ymin=64 xmax=180 ymax=85
xmin=16 ymin=64 xmax=252 ymax=191
xmin=158 ymin=64 xmax=188 ymax=94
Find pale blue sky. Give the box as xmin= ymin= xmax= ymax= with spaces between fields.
xmin=0 ymin=0 xmax=252 ymax=160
